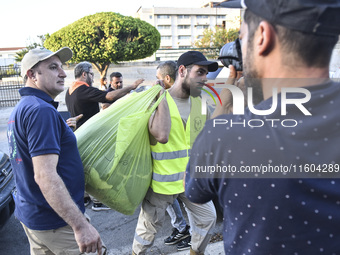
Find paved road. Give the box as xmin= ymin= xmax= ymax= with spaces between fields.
xmin=0 ymin=200 xmax=223 ymax=255
xmin=0 ymin=64 xmax=224 ymax=255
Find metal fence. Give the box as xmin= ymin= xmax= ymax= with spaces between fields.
xmin=0 ymin=65 xmax=23 ymax=108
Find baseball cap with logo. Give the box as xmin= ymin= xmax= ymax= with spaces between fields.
xmin=21 ymin=47 xmax=73 ymax=77
xmin=177 ymin=51 xmax=218 ymax=72
xmin=220 ymin=0 xmax=340 ymax=36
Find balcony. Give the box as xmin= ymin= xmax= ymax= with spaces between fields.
xmin=177 ymin=29 xmax=192 ymax=36
xmin=177 ymin=25 xmax=192 ymax=36
xmin=157 ymin=25 xmax=172 ymax=36
xmin=160 ymin=40 xmax=173 ymax=47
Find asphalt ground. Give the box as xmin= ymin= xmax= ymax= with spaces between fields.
xmin=0 ymin=64 xmax=224 ymax=255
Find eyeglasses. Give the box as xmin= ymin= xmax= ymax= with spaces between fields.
xmin=87 ymin=72 xmax=94 ymax=76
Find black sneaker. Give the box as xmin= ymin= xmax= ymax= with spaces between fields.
xmin=177 ymin=236 xmax=191 ymax=251
xmin=84 ymin=196 xmax=91 ymax=207
xmin=164 ymin=225 xmax=190 ymax=245
xmin=91 ymin=203 xmax=111 ymax=211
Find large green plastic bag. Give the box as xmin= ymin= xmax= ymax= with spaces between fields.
xmin=75 ymin=85 xmax=164 ymax=215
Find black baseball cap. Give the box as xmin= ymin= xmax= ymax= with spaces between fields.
xmin=220 ymin=0 xmax=340 ymax=36
xmin=177 ymin=51 xmax=218 ymax=72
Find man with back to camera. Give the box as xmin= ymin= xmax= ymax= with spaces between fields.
xmin=132 ymin=51 xmax=218 ymax=255
xmin=65 ymin=61 xmax=144 ymax=128
xmin=185 ymin=0 xmax=340 ymax=254
xmin=7 ymin=47 xmax=104 ymax=254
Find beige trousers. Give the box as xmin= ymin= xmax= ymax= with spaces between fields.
xmin=21 ymin=222 xmax=106 ymax=255
xmin=132 ymin=188 xmax=216 ymax=254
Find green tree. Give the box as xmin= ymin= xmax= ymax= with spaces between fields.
xmin=194 ymin=26 xmax=239 ymax=58
xmin=44 ymin=12 xmax=160 ymax=79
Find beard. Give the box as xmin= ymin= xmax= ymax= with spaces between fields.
xmin=183 ymin=76 xmax=201 ymax=98
xmin=243 ymin=47 xmax=264 ymax=104
xmin=86 ymin=76 xmax=93 ymax=87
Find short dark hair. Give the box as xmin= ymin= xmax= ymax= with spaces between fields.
xmin=157 ymin=61 xmax=177 ymax=81
xmin=244 ymin=9 xmax=338 ymax=68
xmin=110 ymin=72 xmax=122 ymax=80
xmin=174 ymin=64 xmax=194 ymax=80
xmin=74 ymin=61 xmax=92 ymax=78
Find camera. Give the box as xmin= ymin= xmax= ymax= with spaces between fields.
xmin=218 ymin=38 xmax=243 ymax=71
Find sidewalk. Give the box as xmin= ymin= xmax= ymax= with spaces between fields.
xmin=169 ymin=241 xmax=224 ymax=255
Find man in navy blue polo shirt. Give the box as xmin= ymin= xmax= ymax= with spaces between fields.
xmin=7 ymin=47 xmax=104 ymax=254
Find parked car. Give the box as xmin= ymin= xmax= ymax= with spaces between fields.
xmin=0 ymin=150 xmax=15 ymax=229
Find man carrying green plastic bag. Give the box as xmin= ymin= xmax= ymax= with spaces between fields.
xmin=75 ymin=85 xmax=165 ymax=215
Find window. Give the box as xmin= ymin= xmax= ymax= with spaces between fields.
xmin=161 ymin=36 xmax=172 ymax=40
xmin=178 ymin=15 xmax=190 ymax=19
xmin=217 ymin=15 xmax=225 ymax=19
xmin=196 ymin=15 xmax=209 ymax=19
xmin=178 ymin=35 xmax=191 ymax=40
xmin=157 ymin=15 xmax=170 ymax=19
xmin=196 ymin=25 xmax=209 ymax=29
xmin=197 ymin=35 xmax=204 ymax=39
xmin=158 ymin=25 xmax=171 ymax=30
xmin=178 ymin=25 xmax=190 ymax=29
xmin=149 ymin=15 xmax=152 ymax=19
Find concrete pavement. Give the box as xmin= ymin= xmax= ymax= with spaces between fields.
xmin=0 ymin=106 xmax=225 ymax=254
xmin=0 ymin=64 xmax=225 ymax=254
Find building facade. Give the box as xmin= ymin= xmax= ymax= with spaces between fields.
xmin=136 ymin=6 xmax=241 ymax=49
xmin=0 ymin=47 xmax=24 ymax=66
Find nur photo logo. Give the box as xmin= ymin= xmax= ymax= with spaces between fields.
xmin=199 ymin=79 xmax=312 ymax=128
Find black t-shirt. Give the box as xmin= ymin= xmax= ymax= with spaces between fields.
xmin=65 ymin=85 xmax=109 ymax=128
xmin=106 ymin=86 xmax=115 ymax=92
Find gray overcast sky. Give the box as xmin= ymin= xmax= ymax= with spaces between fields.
xmin=1 ymin=0 xmax=207 ymax=48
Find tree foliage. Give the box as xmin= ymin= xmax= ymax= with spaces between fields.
xmin=194 ymin=26 xmax=239 ymax=55
xmin=44 ymin=12 xmax=160 ymax=78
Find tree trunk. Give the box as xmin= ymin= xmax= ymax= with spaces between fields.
xmin=92 ymin=62 xmax=110 ymax=89
xmin=92 ymin=62 xmax=110 ymax=80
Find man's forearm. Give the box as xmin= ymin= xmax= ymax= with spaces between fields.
xmin=105 ymin=86 xmax=134 ymax=101
xmin=33 ymin=155 xmax=88 ymax=230
xmin=40 ymin=173 xmax=87 ymax=230
xmin=148 ymin=96 xmax=171 ymax=144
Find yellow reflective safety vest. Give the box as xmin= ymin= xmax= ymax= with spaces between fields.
xmin=150 ymin=92 xmax=206 ymax=195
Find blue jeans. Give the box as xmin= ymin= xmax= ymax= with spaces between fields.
xmin=166 ymin=198 xmax=187 ymax=232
